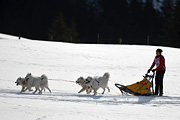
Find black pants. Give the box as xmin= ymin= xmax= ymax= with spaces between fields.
xmin=155 ymin=70 xmax=165 ymax=95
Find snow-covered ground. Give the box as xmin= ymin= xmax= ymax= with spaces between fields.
xmin=0 ymin=33 xmax=180 ymax=120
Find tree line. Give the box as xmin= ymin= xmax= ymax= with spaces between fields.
xmin=0 ymin=0 xmax=180 ymax=47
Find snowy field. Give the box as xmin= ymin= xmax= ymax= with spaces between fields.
xmin=0 ymin=33 xmax=180 ymax=120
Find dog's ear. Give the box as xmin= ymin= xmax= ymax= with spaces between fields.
xmin=30 ymin=73 xmax=31 ymax=76
xmin=88 ymin=77 xmax=92 ymax=81
xmin=20 ymin=77 xmax=21 ymax=79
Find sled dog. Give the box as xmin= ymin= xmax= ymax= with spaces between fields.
xmin=76 ymin=77 xmax=92 ymax=94
xmin=85 ymin=72 xmax=110 ymax=95
xmin=23 ymin=73 xmax=51 ymax=94
xmin=15 ymin=77 xmax=33 ymax=93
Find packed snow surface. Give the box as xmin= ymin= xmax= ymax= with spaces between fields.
xmin=0 ymin=34 xmax=180 ymax=120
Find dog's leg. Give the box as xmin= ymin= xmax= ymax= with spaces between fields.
xmin=86 ymin=88 xmax=92 ymax=94
xmin=93 ymin=90 xmax=97 ymax=96
xmin=86 ymin=88 xmax=90 ymax=94
xmin=22 ymin=85 xmax=31 ymax=93
xmin=86 ymin=88 xmax=89 ymax=94
xmin=45 ymin=87 xmax=51 ymax=93
xmin=33 ymin=88 xmax=37 ymax=94
xmin=36 ymin=86 xmax=42 ymax=94
xmin=38 ymin=88 xmax=42 ymax=94
xmin=34 ymin=85 xmax=41 ymax=94
xmin=20 ymin=86 xmax=25 ymax=93
xmin=78 ymin=87 xmax=86 ymax=93
xmin=40 ymin=87 xmax=45 ymax=93
xmin=89 ymin=89 xmax=92 ymax=94
xmin=107 ymin=86 xmax=110 ymax=92
xmin=102 ymin=88 xmax=106 ymax=94
xmin=29 ymin=87 xmax=33 ymax=91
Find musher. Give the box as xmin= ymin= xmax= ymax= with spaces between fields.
xmin=148 ymin=48 xmax=166 ymax=96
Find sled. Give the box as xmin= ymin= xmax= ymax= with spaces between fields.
xmin=115 ymin=73 xmax=155 ymax=96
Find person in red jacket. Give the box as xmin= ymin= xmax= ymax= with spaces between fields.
xmin=148 ymin=49 xmax=166 ymax=96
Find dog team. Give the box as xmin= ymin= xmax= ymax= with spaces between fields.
xmin=15 ymin=72 xmax=110 ymax=95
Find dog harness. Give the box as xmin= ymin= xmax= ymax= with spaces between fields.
xmin=91 ymin=78 xmax=100 ymax=89
xmin=85 ymin=77 xmax=100 ymax=89
xmin=94 ymin=78 xmax=100 ymax=85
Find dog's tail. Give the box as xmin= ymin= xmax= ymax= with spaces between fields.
xmin=41 ymin=74 xmax=48 ymax=80
xmin=103 ymin=72 xmax=110 ymax=79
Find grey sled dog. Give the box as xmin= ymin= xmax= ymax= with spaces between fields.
xmin=23 ymin=73 xmax=51 ymax=94
xmin=85 ymin=72 xmax=110 ymax=95
xmin=15 ymin=77 xmax=33 ymax=93
xmin=76 ymin=77 xmax=92 ymax=94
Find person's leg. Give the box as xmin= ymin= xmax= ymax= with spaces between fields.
xmin=155 ymin=71 xmax=160 ymax=95
xmin=159 ymin=70 xmax=165 ymax=96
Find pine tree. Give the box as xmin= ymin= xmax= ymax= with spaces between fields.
xmin=174 ymin=1 xmax=180 ymax=45
xmin=70 ymin=20 xmax=78 ymax=43
xmin=129 ymin=0 xmax=144 ymax=42
xmin=142 ymin=1 xmax=160 ymax=38
xmin=160 ymin=0 xmax=180 ymax=46
xmin=48 ymin=13 xmax=78 ymax=43
xmin=49 ymin=13 xmax=68 ymax=41
xmin=99 ymin=0 xmax=129 ymax=43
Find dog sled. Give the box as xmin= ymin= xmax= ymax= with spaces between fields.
xmin=115 ymin=73 xmax=155 ymax=96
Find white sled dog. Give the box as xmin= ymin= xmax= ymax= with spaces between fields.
xmin=23 ymin=73 xmax=51 ymax=94
xmin=15 ymin=77 xmax=33 ymax=93
xmin=76 ymin=77 xmax=92 ymax=94
xmin=85 ymin=72 xmax=110 ymax=95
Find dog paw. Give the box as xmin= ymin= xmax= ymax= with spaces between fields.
xmin=20 ymin=90 xmax=25 ymax=93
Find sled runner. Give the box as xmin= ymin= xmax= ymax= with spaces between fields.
xmin=115 ymin=73 xmax=155 ymax=96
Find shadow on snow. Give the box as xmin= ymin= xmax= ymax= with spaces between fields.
xmin=0 ymin=88 xmax=180 ymax=106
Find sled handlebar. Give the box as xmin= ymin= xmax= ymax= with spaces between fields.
xmin=143 ymin=73 xmax=154 ymax=79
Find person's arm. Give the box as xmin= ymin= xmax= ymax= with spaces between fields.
xmin=150 ymin=59 xmax=155 ymax=70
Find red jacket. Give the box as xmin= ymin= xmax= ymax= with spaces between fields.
xmin=150 ymin=55 xmax=166 ymax=71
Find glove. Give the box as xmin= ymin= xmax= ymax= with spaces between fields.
xmin=147 ymin=69 xmax=151 ymax=73
xmin=152 ymin=69 xmax=156 ymax=72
